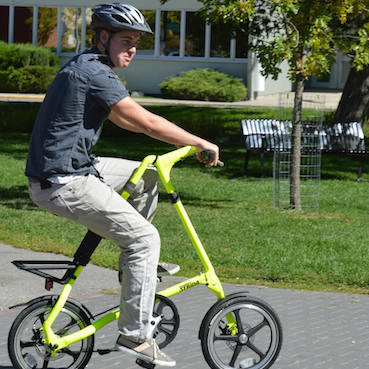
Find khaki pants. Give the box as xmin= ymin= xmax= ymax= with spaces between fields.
xmin=28 ymin=157 xmax=160 ymax=342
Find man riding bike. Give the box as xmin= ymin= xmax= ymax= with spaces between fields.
xmin=25 ymin=3 xmax=219 ymax=367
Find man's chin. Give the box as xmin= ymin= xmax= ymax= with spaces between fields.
xmin=116 ymin=60 xmax=131 ymax=69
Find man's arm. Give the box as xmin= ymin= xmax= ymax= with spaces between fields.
xmin=108 ymin=96 xmax=220 ymax=166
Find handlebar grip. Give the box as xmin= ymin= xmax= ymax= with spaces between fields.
xmin=201 ymin=150 xmax=224 ymax=167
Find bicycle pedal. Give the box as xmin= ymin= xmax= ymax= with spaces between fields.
xmin=136 ymin=358 xmax=156 ymax=369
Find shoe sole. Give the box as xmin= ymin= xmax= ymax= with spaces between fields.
xmin=157 ymin=265 xmax=180 ymax=277
xmin=116 ymin=344 xmax=176 ymax=367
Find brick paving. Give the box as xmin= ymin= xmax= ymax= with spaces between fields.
xmin=1 ymin=243 xmax=369 ymax=369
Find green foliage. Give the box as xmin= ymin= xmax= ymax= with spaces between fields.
xmin=25 ymin=8 xmax=58 ymax=46
xmin=199 ymin=0 xmax=369 ymax=79
xmin=0 ymin=41 xmax=58 ymax=69
xmin=160 ymin=69 xmax=247 ymax=102
xmin=0 ymin=42 xmax=59 ymax=93
xmin=0 ymin=66 xmax=59 ymax=93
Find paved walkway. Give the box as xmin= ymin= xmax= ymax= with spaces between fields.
xmin=1 ymin=242 xmax=369 ymax=369
xmin=0 ymin=91 xmax=342 ymax=110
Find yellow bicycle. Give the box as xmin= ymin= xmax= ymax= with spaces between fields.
xmin=8 ymin=146 xmax=282 ymax=369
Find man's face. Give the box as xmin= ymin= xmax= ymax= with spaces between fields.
xmin=101 ymin=29 xmax=140 ymax=69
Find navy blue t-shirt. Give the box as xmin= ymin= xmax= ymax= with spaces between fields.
xmin=25 ymin=47 xmax=129 ymax=180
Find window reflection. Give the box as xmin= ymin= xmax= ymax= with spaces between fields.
xmin=136 ymin=10 xmax=155 ymax=55
xmin=160 ymin=11 xmax=180 ymax=56
xmin=186 ymin=11 xmax=205 ymax=57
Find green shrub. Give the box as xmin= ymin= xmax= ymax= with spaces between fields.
xmin=0 ymin=41 xmax=58 ymax=69
xmin=0 ymin=66 xmax=59 ymax=93
xmin=0 ymin=70 xmax=13 ymax=92
xmin=160 ymin=68 xmax=248 ymax=102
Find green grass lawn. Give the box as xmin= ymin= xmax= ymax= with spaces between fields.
xmin=2 ymin=113 xmax=369 ymax=294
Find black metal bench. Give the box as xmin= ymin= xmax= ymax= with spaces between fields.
xmin=241 ymin=119 xmax=368 ymax=179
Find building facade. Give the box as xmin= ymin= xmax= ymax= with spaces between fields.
xmin=0 ymin=0 xmax=347 ymax=97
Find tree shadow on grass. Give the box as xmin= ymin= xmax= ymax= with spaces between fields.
xmin=0 ymin=185 xmax=38 ymax=210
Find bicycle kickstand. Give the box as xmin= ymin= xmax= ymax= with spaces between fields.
xmin=136 ymin=358 xmax=156 ymax=369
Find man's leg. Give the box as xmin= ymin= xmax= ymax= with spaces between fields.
xmin=28 ymin=171 xmax=176 ymax=365
xmin=95 ymin=157 xmax=180 ymax=277
xmin=28 ymin=174 xmax=159 ymax=341
xmin=93 ymin=157 xmax=158 ymax=221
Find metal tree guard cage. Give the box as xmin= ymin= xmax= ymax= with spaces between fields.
xmin=273 ymin=93 xmax=324 ymax=212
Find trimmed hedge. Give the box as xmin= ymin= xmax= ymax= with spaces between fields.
xmin=160 ymin=68 xmax=248 ymax=102
xmin=0 ymin=66 xmax=59 ymax=93
xmin=0 ymin=42 xmax=59 ymax=93
xmin=0 ymin=41 xmax=58 ymax=69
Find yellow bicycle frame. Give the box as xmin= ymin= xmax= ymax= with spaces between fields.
xmin=41 ymin=146 xmax=226 ymax=354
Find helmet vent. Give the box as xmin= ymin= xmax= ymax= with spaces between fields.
xmin=112 ymin=14 xmax=128 ymax=24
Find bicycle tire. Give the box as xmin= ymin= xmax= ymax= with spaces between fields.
xmin=8 ymin=298 xmax=94 ymax=369
xmin=200 ymin=295 xmax=282 ymax=369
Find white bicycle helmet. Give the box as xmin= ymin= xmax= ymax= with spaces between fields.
xmin=91 ymin=3 xmax=153 ymax=34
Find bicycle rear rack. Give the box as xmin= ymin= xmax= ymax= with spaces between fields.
xmin=12 ymin=260 xmax=78 ymax=285
xmin=12 ymin=230 xmax=103 ymax=289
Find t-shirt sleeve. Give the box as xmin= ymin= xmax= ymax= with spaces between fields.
xmin=89 ymin=70 xmax=129 ymax=110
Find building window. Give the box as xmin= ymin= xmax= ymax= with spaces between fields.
xmin=3 ymin=5 xmax=247 ymax=61
xmin=57 ymin=8 xmax=92 ymax=54
xmin=31 ymin=7 xmax=58 ymax=46
xmin=137 ymin=10 xmax=155 ymax=55
xmin=236 ymin=29 xmax=248 ymax=59
xmin=160 ymin=11 xmax=181 ymax=56
xmin=186 ymin=11 xmax=205 ymax=57
xmin=210 ymin=22 xmax=231 ymax=58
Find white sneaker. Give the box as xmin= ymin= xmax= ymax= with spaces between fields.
xmin=157 ymin=262 xmax=180 ymax=276
xmin=116 ymin=335 xmax=176 ymax=367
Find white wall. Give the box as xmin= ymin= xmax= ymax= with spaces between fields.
xmin=263 ymin=60 xmax=292 ymax=96
xmin=117 ymin=57 xmax=248 ymax=94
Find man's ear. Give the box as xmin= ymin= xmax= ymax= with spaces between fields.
xmin=99 ymin=30 xmax=109 ymax=45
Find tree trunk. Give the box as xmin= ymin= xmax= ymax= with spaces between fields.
xmin=290 ymin=76 xmax=304 ymax=211
xmin=334 ymin=65 xmax=369 ymax=123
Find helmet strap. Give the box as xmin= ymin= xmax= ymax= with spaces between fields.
xmin=96 ymin=30 xmax=115 ymax=67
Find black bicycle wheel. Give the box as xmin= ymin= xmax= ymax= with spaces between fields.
xmin=200 ymin=295 xmax=282 ymax=369
xmin=8 ymin=299 xmax=94 ymax=369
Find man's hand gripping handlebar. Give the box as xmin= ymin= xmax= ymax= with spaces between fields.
xmin=199 ymin=150 xmax=224 ymax=167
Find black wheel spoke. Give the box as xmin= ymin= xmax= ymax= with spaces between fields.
xmin=157 ymin=325 xmax=173 ymax=337
xmin=38 ymin=312 xmax=46 ymax=325
xmin=161 ymin=318 xmax=176 ymax=326
xmin=42 ymin=358 xmax=50 ymax=369
xmin=20 ymin=340 xmax=38 ymax=348
xmin=233 ymin=309 xmax=245 ymax=334
xmin=214 ymin=333 xmax=238 ymax=342
xmin=56 ymin=317 xmax=80 ymax=336
xmin=61 ymin=347 xmax=81 ymax=360
xmin=229 ymin=343 xmax=242 ymax=367
xmin=247 ymin=318 xmax=268 ymax=337
xmin=246 ymin=341 xmax=266 ymax=360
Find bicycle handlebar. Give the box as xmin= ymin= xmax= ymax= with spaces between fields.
xmin=200 ymin=150 xmax=225 ymax=167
